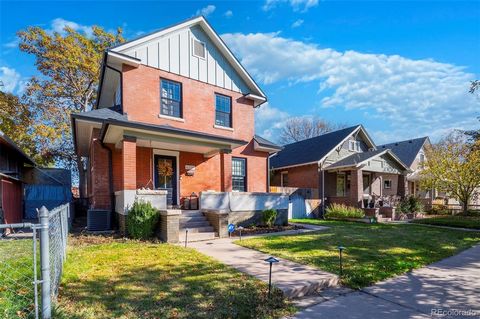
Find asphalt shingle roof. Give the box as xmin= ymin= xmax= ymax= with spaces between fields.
xmin=378 ymin=137 xmax=428 ymax=167
xmin=254 ymin=135 xmax=282 ymax=150
xmin=326 ymin=149 xmax=386 ymax=169
xmin=72 ymin=107 xmax=127 ymax=122
xmin=270 ymin=125 xmax=360 ymax=169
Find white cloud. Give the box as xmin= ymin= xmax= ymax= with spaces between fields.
xmin=222 ymin=32 xmax=479 ymax=142
xmin=291 ymin=19 xmax=304 ymax=28
xmin=254 ymin=102 xmax=290 ymax=140
xmin=196 ymin=5 xmax=216 ymax=17
xmin=0 ymin=66 xmax=25 ymax=94
xmin=4 ymin=38 xmax=19 ymax=49
xmin=224 ymin=10 xmax=233 ymax=18
xmin=263 ymin=0 xmax=319 ymax=12
xmin=50 ymin=18 xmax=93 ymax=37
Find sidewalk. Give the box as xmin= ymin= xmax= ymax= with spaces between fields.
xmin=292 ymin=244 xmax=480 ymax=318
xmin=186 ymin=224 xmax=339 ymax=298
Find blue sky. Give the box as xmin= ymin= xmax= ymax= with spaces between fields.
xmin=1 ymin=0 xmax=479 ymax=144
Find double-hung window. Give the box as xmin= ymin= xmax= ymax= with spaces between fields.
xmin=349 ymin=140 xmax=361 ymax=152
xmin=232 ymin=157 xmax=246 ymax=192
xmin=215 ymin=94 xmax=232 ymax=128
xmin=161 ymin=79 xmax=182 ymax=118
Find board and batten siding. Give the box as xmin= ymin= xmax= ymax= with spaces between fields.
xmin=118 ymin=25 xmax=250 ymax=94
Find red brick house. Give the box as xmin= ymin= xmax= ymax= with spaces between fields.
xmin=71 ymin=17 xmax=284 ymax=239
xmin=270 ymin=125 xmax=412 ymax=214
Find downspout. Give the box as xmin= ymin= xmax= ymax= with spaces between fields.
xmin=319 ymin=161 xmax=325 ymax=219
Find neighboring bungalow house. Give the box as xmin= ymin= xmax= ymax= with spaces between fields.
xmin=270 ymin=125 xmax=411 ymax=212
xmin=378 ymin=137 xmax=433 ymax=205
xmin=0 ymin=132 xmax=71 ymax=227
xmin=71 ymin=17 xmax=283 ymax=240
xmin=0 ymin=131 xmax=35 ymax=225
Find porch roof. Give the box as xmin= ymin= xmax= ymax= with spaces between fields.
xmin=325 ymin=149 xmax=410 ymax=172
xmin=72 ymin=108 xmax=248 ymax=156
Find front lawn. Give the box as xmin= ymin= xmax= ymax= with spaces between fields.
xmin=57 ymin=236 xmax=294 ymax=319
xmin=411 ymin=216 xmax=480 ymax=229
xmin=236 ymin=219 xmax=480 ymax=289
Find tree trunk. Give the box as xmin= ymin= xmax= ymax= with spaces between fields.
xmin=460 ymin=194 xmax=470 ymax=214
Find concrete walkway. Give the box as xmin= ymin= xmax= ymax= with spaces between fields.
xmin=292 ymin=245 xmax=480 ymax=319
xmin=187 ymin=224 xmax=339 ymax=298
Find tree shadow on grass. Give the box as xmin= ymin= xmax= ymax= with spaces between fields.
xmin=56 ymin=261 xmax=291 ymax=319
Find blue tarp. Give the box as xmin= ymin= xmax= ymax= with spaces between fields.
xmin=24 ymin=185 xmax=72 ymax=219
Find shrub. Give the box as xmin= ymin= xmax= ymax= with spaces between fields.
xmin=325 ymin=203 xmax=365 ymax=219
xmin=127 ymin=201 xmax=159 ymax=239
xmin=427 ymin=205 xmax=450 ymax=215
xmin=398 ymin=196 xmax=424 ymax=214
xmin=262 ymin=209 xmax=278 ymax=227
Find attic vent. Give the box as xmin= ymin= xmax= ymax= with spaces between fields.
xmin=192 ymin=39 xmax=206 ymax=59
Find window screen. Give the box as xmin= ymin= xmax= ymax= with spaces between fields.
xmin=193 ymin=39 xmax=206 ymax=59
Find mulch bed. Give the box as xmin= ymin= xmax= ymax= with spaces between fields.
xmin=231 ymin=224 xmax=305 ymax=236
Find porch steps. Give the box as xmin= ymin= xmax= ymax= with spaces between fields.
xmin=179 ymin=210 xmax=218 ymax=242
xmin=377 ymin=214 xmax=392 ymax=223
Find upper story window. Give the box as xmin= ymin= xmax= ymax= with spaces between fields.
xmin=419 ymin=153 xmax=425 ymax=163
xmin=161 ymin=79 xmax=182 ymax=118
xmin=215 ymin=94 xmax=232 ymax=128
xmin=349 ymin=140 xmax=361 ymax=152
xmin=192 ymin=39 xmax=206 ymax=59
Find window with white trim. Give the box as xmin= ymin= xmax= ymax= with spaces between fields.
xmin=232 ymin=158 xmax=247 ymax=192
xmin=384 ymin=179 xmax=392 ymax=189
xmin=160 ymin=79 xmax=182 ymax=118
xmin=349 ymin=140 xmax=361 ymax=152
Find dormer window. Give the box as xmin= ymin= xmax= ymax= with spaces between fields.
xmin=349 ymin=140 xmax=361 ymax=152
xmin=192 ymin=39 xmax=206 ymax=59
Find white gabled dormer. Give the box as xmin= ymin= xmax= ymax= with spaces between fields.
xmin=97 ymin=16 xmax=266 ymax=109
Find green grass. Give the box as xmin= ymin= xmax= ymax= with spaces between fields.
xmin=56 ymin=236 xmax=294 ymax=319
xmin=236 ymin=219 xmax=480 ymax=289
xmin=412 ymin=216 xmax=480 ymax=229
xmin=0 ymin=239 xmax=37 ymax=319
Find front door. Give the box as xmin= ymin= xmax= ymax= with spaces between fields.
xmin=154 ymin=155 xmax=177 ymax=206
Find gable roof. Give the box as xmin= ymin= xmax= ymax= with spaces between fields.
xmin=254 ymin=135 xmax=282 ymax=151
xmin=0 ymin=131 xmax=35 ymax=165
xmin=378 ymin=137 xmax=430 ymax=167
xmin=326 ymin=149 xmax=409 ymax=171
xmin=270 ymin=125 xmax=363 ymax=169
xmin=109 ymin=16 xmax=266 ymax=102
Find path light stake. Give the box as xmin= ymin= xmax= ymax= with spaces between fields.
xmin=237 ymin=226 xmax=244 ymax=241
xmin=185 ymin=228 xmax=189 ymax=248
xmin=338 ymin=246 xmax=345 ymax=277
xmin=264 ymin=256 xmax=280 ymax=298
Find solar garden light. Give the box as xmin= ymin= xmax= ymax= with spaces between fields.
xmin=237 ymin=226 xmax=244 ymax=241
xmin=338 ymin=246 xmax=345 ymax=277
xmin=184 ymin=228 xmax=189 ymax=248
xmin=264 ymin=256 xmax=280 ymax=298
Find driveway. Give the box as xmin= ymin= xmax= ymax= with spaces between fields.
xmin=293 ymin=245 xmax=480 ymax=319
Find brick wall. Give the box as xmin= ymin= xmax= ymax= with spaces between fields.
xmin=122 ymin=64 xmax=255 ymax=142
xmin=271 ymin=164 xmax=319 ymax=189
xmin=89 ymin=130 xmax=111 ymax=209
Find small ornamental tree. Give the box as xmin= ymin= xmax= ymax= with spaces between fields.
xmin=127 ymin=201 xmax=159 ymax=239
xmin=421 ymin=132 xmax=480 ymax=214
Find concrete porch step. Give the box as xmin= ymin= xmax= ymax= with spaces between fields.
xmin=180 ymin=232 xmax=217 ymax=242
xmin=180 ymin=220 xmax=211 ymax=228
xmin=180 ymin=210 xmax=203 ymax=217
xmin=377 ymin=214 xmax=392 ymax=223
xmin=180 ymin=215 xmax=206 ymax=222
xmin=180 ymin=226 xmax=214 ymax=233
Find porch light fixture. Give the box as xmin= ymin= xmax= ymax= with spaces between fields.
xmin=337 ymin=246 xmax=345 ymax=277
xmin=264 ymin=256 xmax=280 ymax=298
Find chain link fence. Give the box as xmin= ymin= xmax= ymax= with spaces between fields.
xmin=0 ymin=203 xmax=70 ymax=319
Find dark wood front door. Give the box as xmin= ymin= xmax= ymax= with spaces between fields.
xmin=154 ymin=155 xmax=177 ymax=206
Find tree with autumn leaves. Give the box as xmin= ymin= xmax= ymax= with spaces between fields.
xmin=0 ymin=24 xmax=123 ymax=196
xmin=421 ymin=131 xmax=480 ymax=213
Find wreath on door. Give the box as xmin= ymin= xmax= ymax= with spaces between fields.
xmin=157 ymin=161 xmax=173 ymax=177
